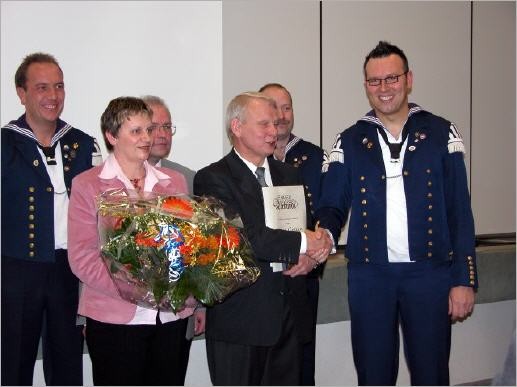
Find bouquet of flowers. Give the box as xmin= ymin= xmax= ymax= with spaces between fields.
xmin=97 ymin=188 xmax=260 ymax=312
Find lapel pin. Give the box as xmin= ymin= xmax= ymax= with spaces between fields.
xmin=33 ymin=159 xmax=39 ymax=167
xmin=63 ymin=144 xmax=70 ymax=151
xmin=73 ymin=142 xmax=79 ymax=150
xmin=302 ymin=155 xmax=307 ymax=161
xmin=367 ymin=142 xmax=373 ymax=149
xmin=408 ymin=145 xmax=416 ymax=151
xmin=362 ymin=137 xmax=368 ymax=144
xmin=420 ymin=133 xmax=426 ymax=140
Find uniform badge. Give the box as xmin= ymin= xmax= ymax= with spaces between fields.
xmin=408 ymin=145 xmax=416 ymax=151
xmin=33 ymin=159 xmax=39 ymax=167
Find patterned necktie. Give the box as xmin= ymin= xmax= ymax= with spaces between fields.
xmin=255 ymin=166 xmax=268 ymax=187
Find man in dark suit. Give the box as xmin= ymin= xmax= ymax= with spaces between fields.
xmin=143 ymin=95 xmax=196 ymax=194
xmin=1 ymin=52 xmax=100 ymax=385
xmin=260 ymin=83 xmax=325 ymax=386
xmin=194 ymin=92 xmax=333 ymax=385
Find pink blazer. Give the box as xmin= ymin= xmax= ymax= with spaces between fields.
xmin=68 ymin=163 xmax=188 ymax=324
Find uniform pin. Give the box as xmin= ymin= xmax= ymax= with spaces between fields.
xmin=302 ymin=155 xmax=307 ymax=161
xmin=367 ymin=142 xmax=373 ymax=149
xmin=73 ymin=142 xmax=79 ymax=149
xmin=409 ymin=145 xmax=416 ymax=151
xmin=415 ymin=132 xmax=420 ymax=137
xmin=362 ymin=138 xmax=368 ymax=144
xmin=70 ymin=150 xmax=77 ymax=158
xmin=420 ymin=133 xmax=426 ymax=140
xmin=63 ymin=144 xmax=70 ymax=151
xmin=33 ymin=159 xmax=39 ymax=167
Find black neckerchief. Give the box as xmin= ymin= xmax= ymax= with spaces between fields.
xmin=377 ymin=126 xmax=409 ymax=162
xmin=38 ymin=143 xmax=58 ymax=165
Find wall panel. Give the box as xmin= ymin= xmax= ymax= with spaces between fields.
xmin=471 ymin=1 xmax=516 ymax=235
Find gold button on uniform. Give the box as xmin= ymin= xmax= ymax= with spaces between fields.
xmin=427 ymin=252 xmax=432 ymax=257
xmin=29 ymin=233 xmax=35 ymax=239
xmin=360 ymin=188 xmax=366 ymax=193
xmin=29 ymin=205 xmax=35 ymax=211
xmin=29 ymin=252 xmax=35 ymax=257
xmin=46 ymin=187 xmax=53 ymax=192
xmin=29 ymin=187 xmax=35 ymax=192
xmin=360 ymin=176 xmax=365 ymax=180
xmin=403 ymin=170 xmax=409 ymax=176
xmin=29 ymin=224 xmax=35 ymax=229
xmin=426 ymin=169 xmax=431 ymax=174
xmin=29 ymin=243 xmax=35 ymax=248
xmin=381 ymin=175 xmax=386 ymax=180
xmin=28 ymin=196 xmax=34 ymax=202
xmin=427 ymin=193 xmax=433 ymax=198
xmin=28 ymin=214 xmax=34 ymax=220
xmin=361 ymin=199 xmax=367 ymax=205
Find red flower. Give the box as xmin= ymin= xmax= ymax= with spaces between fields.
xmin=162 ymin=197 xmax=194 ymax=218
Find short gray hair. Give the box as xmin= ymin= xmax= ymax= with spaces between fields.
xmin=225 ymin=92 xmax=276 ymax=144
xmin=141 ymin=95 xmax=170 ymax=114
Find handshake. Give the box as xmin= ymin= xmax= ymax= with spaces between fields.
xmin=283 ymin=225 xmax=334 ymax=278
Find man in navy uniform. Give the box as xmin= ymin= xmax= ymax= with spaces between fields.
xmin=259 ymin=83 xmax=325 ymax=386
xmin=315 ymin=41 xmax=477 ymax=385
xmin=1 ymin=53 xmax=100 ymax=385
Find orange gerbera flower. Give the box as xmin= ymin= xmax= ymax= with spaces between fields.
xmin=221 ymin=226 xmax=241 ymax=249
xmin=162 ymin=197 xmax=194 ymax=218
xmin=134 ymin=232 xmax=160 ymax=247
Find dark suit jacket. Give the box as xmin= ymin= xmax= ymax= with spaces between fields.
xmin=194 ymin=149 xmax=313 ymax=346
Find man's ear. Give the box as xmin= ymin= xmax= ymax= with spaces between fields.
xmin=230 ymin=118 xmax=241 ymax=138
xmin=16 ymin=87 xmax=27 ymax=105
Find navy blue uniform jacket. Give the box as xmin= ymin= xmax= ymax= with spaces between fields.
xmin=316 ymin=105 xmax=478 ymax=288
xmin=2 ymin=115 xmax=98 ymax=262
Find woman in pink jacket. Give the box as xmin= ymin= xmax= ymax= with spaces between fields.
xmin=68 ymin=97 xmax=194 ymax=385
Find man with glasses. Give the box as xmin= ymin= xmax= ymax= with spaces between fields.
xmin=316 ymin=41 xmax=477 ymax=385
xmin=142 ymin=95 xmax=205 ymax=382
xmin=143 ymin=95 xmax=196 ymax=194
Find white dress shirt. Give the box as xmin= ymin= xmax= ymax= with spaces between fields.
xmin=377 ymin=129 xmax=411 ymax=263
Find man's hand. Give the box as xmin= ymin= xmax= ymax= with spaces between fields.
xmin=449 ymin=286 xmax=475 ymax=322
xmin=193 ymin=308 xmax=206 ymax=336
xmin=283 ymin=254 xmax=318 ymax=277
xmin=305 ymin=228 xmax=333 ymax=264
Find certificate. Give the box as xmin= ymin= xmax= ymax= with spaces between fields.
xmin=262 ymin=185 xmax=307 ymax=271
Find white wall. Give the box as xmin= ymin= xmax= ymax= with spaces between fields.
xmin=0 ymin=1 xmax=223 ymax=171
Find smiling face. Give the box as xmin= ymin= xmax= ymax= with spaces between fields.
xmin=364 ymin=54 xmax=413 ymax=124
xmin=231 ymin=98 xmax=278 ymax=166
xmin=260 ymin=86 xmax=293 ymax=141
xmin=16 ymin=62 xmax=65 ymax=130
xmin=106 ymin=112 xmax=153 ymax=166
xmin=148 ymin=103 xmax=173 ymax=164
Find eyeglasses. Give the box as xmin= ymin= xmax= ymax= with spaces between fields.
xmin=150 ymin=124 xmax=177 ymax=136
xmin=366 ymin=71 xmax=408 ymax=87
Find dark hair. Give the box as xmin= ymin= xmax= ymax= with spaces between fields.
xmin=100 ymin=97 xmax=152 ymax=151
xmin=363 ymin=41 xmax=409 ymax=78
xmin=15 ymin=52 xmax=62 ymax=89
xmin=258 ymin=82 xmax=293 ymax=105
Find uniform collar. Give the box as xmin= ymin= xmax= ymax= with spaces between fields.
xmin=2 ymin=114 xmax=73 ymax=148
xmin=360 ymin=103 xmax=424 ymax=131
